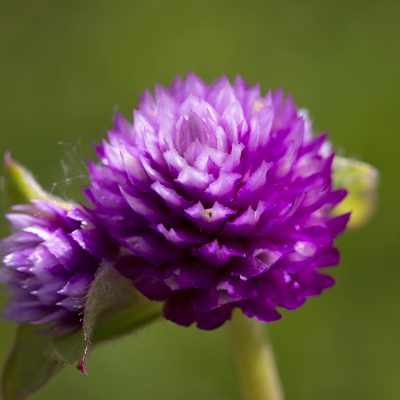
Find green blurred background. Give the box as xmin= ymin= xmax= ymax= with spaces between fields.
xmin=0 ymin=0 xmax=398 ymax=399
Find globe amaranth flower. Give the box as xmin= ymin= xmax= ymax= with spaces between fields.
xmin=88 ymin=73 xmax=349 ymax=329
xmin=0 ymin=200 xmax=112 ymax=334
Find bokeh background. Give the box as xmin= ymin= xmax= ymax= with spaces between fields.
xmin=0 ymin=0 xmax=398 ymax=399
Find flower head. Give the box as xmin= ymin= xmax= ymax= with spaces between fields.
xmin=0 ymin=200 xmax=111 ymax=334
xmin=88 ymin=73 xmax=349 ymax=329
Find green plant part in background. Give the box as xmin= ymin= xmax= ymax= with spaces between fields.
xmin=333 ymin=157 xmax=378 ymax=229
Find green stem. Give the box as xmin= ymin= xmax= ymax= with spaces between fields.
xmin=228 ymin=311 xmax=284 ymax=400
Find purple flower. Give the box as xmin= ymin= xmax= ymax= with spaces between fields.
xmin=88 ymin=73 xmax=349 ymax=329
xmin=0 ymin=200 xmax=112 ymax=334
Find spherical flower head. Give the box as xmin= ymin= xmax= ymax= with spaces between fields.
xmin=88 ymin=73 xmax=349 ymax=329
xmin=0 ymin=200 xmax=111 ymax=334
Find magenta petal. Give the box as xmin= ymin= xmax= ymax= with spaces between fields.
xmin=87 ymin=73 xmax=349 ymax=329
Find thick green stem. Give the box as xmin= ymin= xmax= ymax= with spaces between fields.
xmin=228 ymin=311 xmax=284 ymax=400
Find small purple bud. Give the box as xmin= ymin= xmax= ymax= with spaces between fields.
xmin=1 ymin=200 xmax=114 ymax=334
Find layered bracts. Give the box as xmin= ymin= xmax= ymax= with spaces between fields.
xmin=88 ymin=73 xmax=349 ymax=329
xmin=0 ymin=201 xmax=114 ymax=333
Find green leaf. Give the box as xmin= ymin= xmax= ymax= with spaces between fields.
xmin=78 ymin=263 xmax=141 ymax=374
xmin=2 ymin=267 xmax=161 ymax=400
xmin=91 ymin=296 xmax=162 ymax=344
xmin=53 ymin=265 xmax=162 ymax=373
xmin=2 ymin=325 xmax=63 ymax=400
xmin=333 ymin=156 xmax=379 ymax=229
xmin=53 ymin=296 xmax=162 ymax=370
xmin=3 ymin=153 xmax=72 ymax=208
xmin=2 ymin=271 xmax=162 ymax=400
